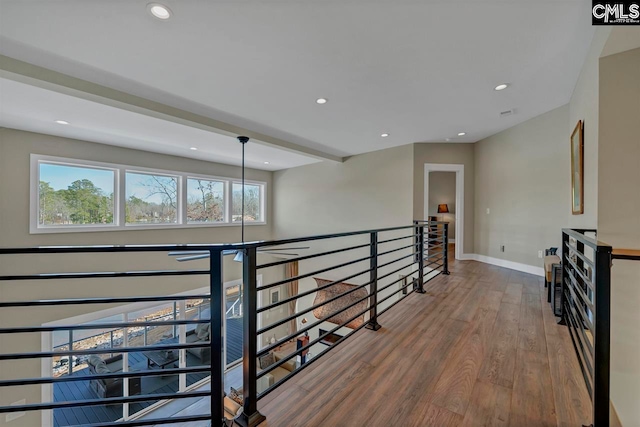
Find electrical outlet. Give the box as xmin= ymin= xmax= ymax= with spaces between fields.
xmin=538 ymin=250 xmax=543 ymax=259
xmin=6 ymin=399 xmax=25 ymax=422
xmin=486 ymin=208 xmax=490 ymax=215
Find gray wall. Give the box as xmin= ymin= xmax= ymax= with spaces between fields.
xmin=274 ymin=144 xmax=415 ymax=237
xmin=0 ymin=128 xmax=283 ymax=425
xmin=598 ymin=47 xmax=640 ymax=426
xmin=473 ymin=105 xmax=570 ymax=266
xmin=428 ymin=172 xmax=456 ymax=240
xmin=413 ymin=143 xmax=475 ymax=254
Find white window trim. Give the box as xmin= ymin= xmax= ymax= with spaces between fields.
xmin=30 ymin=154 xmax=267 ymax=234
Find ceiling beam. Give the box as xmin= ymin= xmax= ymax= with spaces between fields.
xmin=0 ymin=55 xmax=344 ymax=163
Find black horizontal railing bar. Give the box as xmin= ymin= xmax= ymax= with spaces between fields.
xmin=564 ymin=256 xmax=595 ymax=293
xmin=259 ymin=266 xmax=420 ymax=356
xmin=564 ymin=289 xmax=596 ymax=358
xmin=257 ymin=276 xmax=374 ymax=339
xmin=0 ymin=341 xmax=210 ymax=361
xmin=376 ymin=260 xmax=417 ymax=283
xmin=377 ymin=234 xmax=419 ymax=245
xmin=254 ymin=224 xmax=424 ymax=249
xmin=258 ymin=267 xmax=438 ymax=400
xmin=256 ymin=254 xmax=373 ymax=292
xmin=0 ymin=294 xmax=210 ymax=309
xmin=564 ymin=241 xmax=596 ymax=270
xmin=0 ymin=365 xmax=211 ymax=387
xmin=562 ymin=228 xmax=609 ymax=250
xmin=0 ymin=244 xmax=245 ymax=255
xmin=0 ymin=390 xmax=213 ymax=413
xmin=258 ymin=261 xmax=425 ymax=372
xmin=257 ymin=267 xmax=373 ymax=314
xmin=258 ymin=306 xmax=372 ymax=399
xmin=566 ymin=312 xmax=594 ymax=397
xmin=376 ymin=276 xmax=422 ymax=316
xmin=564 ymin=272 xmax=595 ymax=314
xmin=376 ymin=251 xmax=418 ymax=270
xmin=564 ymin=280 xmax=596 ymax=335
xmin=377 ymin=243 xmax=417 ymax=257
xmin=424 ymin=238 xmax=444 ymax=244
xmin=423 ymin=256 xmax=445 ymax=270
xmin=413 ymin=220 xmax=449 ymax=224
xmin=86 ymin=414 xmax=214 ymax=427
xmin=256 ymin=300 xmax=372 ymax=381
xmin=256 ymin=243 xmax=371 ymax=270
xmin=0 ymin=318 xmax=210 ymax=334
xmin=375 ymin=267 xmax=421 ymax=296
xmin=0 ymin=269 xmax=209 ymax=282
xmin=564 ymin=302 xmax=595 ymax=376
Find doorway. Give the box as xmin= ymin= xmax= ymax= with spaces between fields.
xmin=423 ymin=163 xmax=465 ymax=260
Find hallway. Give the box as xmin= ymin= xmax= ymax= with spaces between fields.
xmin=258 ymin=257 xmax=591 ymax=426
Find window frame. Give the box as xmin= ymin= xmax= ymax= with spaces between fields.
xmin=30 ymin=154 xmax=267 ymax=234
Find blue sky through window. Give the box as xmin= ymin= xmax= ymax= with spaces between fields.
xmin=40 ymin=163 xmax=114 ymax=193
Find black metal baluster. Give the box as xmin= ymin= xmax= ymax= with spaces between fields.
xmin=443 ymin=222 xmax=450 ymax=275
xmin=209 ymin=249 xmax=224 ymax=427
xmin=559 ymin=231 xmax=569 ymax=326
xmin=416 ymin=225 xmax=426 ymax=293
xmin=238 ymin=247 xmax=266 ymax=427
xmin=593 ymin=244 xmax=612 ymax=427
xmin=366 ymin=232 xmax=382 ymax=331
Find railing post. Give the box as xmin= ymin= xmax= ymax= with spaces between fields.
xmin=416 ymin=224 xmax=426 ymax=293
xmin=593 ymin=244 xmax=612 ymax=427
xmin=238 ymin=247 xmax=266 ymax=427
xmin=559 ymin=231 xmax=569 ymax=326
xmin=366 ymin=232 xmax=382 ymax=331
xmin=209 ymin=249 xmax=224 ymax=427
xmin=442 ymin=222 xmax=450 ymax=275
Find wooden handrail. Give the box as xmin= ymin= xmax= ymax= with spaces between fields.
xmin=612 ymin=248 xmax=640 ymax=260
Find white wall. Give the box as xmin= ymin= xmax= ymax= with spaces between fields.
xmin=598 ymin=47 xmax=640 ymax=427
xmin=474 ymin=105 xmax=570 ymax=267
xmin=413 ymin=143 xmax=475 ymax=254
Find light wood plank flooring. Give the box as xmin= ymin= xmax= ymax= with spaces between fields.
xmin=258 ymin=257 xmax=592 ymax=427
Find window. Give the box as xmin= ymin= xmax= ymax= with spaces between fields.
xmin=232 ymin=182 xmax=263 ymax=222
xmin=37 ymin=162 xmax=116 ymax=227
xmin=187 ymin=178 xmax=225 ymax=223
xmin=126 ymin=172 xmax=178 ymax=225
xmin=31 ymin=155 xmax=266 ymax=233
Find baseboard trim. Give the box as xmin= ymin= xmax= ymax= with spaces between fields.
xmin=459 ymin=253 xmax=544 ymax=277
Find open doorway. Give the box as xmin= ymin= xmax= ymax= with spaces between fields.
xmin=423 ymin=163 xmax=465 ymax=260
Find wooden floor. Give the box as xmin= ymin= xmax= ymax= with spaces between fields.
xmin=258 ymin=257 xmax=592 ymax=427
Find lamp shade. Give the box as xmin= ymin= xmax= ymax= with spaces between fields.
xmin=437 ymin=204 xmax=449 ymax=213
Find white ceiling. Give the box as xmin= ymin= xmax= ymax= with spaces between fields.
xmin=0 ymin=78 xmax=320 ymax=170
xmin=0 ymin=0 xmax=595 ymax=161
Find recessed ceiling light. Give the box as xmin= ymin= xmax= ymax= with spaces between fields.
xmin=190 ymin=147 xmax=197 ymax=150
xmin=316 ymin=98 xmax=328 ymax=104
xmin=148 ymin=3 xmax=172 ymax=20
xmin=494 ymin=83 xmax=509 ymax=91
xmin=55 ymin=120 xmax=69 ymax=125
xmin=264 ymin=161 xmax=270 ymax=164
xmin=381 ymin=133 xmax=389 ymax=138
xmin=457 ymin=132 xmax=466 ymax=136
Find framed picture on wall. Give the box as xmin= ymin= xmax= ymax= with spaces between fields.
xmin=270 ymin=288 xmax=280 ymax=305
xmin=570 ymin=120 xmax=584 ymax=215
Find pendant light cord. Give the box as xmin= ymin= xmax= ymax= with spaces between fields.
xmin=241 ymin=140 xmax=245 ymax=244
